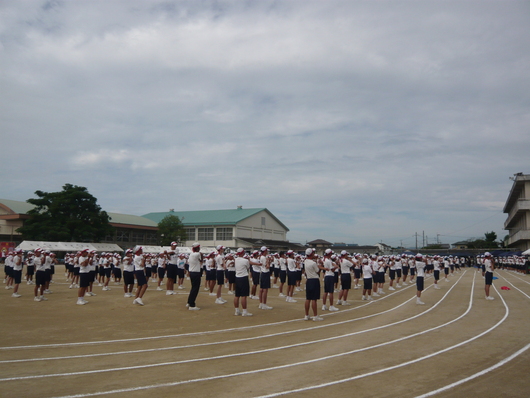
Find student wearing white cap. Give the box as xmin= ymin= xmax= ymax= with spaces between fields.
xmin=432 ymin=255 xmax=441 ymax=289
xmin=361 ymin=258 xmax=374 ymax=301
xmin=483 ymin=252 xmax=495 ymax=300
xmin=233 ymin=248 xmax=253 ymax=316
xmin=11 ymin=249 xmax=23 ymax=298
xmin=133 ymin=246 xmax=147 ymax=305
xmin=303 ymin=248 xmax=325 ymax=321
xmin=33 ymin=249 xmax=47 ymax=301
xmin=166 ymin=242 xmax=179 ymax=295
xmin=186 ymin=242 xmax=203 ymax=310
xmin=337 ymin=251 xmax=353 ymax=306
xmin=249 ymin=250 xmax=261 ymax=300
xmin=285 ymin=250 xmax=297 ymax=303
xmin=122 ymin=249 xmax=135 ymax=297
xmin=322 ymin=249 xmax=339 ymax=311
xmin=76 ymin=249 xmax=90 ymax=305
xmin=415 ymin=254 xmax=426 ymax=305
xmin=259 ymin=246 xmax=273 ymax=310
xmin=157 ymin=251 xmax=167 ymax=291
xmin=215 ymin=245 xmax=227 ymax=304
xmin=278 ymin=251 xmax=288 ymax=297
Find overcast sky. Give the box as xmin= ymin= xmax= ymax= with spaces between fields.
xmin=1 ymin=0 xmax=529 ymax=247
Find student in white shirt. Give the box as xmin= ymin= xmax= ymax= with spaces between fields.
xmin=303 ymin=248 xmax=325 ymax=321
xmin=483 ymin=252 xmax=495 ymax=300
xmin=233 ymin=248 xmax=252 ymax=316
xmin=133 ymin=247 xmax=147 ymax=305
xmin=414 ymin=254 xmax=426 ymax=305
xmin=322 ymin=249 xmax=339 ymax=311
xmin=186 ymin=242 xmax=203 ymax=310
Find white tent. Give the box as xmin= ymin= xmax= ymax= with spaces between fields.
xmin=16 ymin=241 xmax=122 ymax=252
xmin=522 ymin=248 xmax=530 ymax=256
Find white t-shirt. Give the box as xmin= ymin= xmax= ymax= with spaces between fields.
xmin=287 ymin=258 xmax=297 ymax=272
xmin=234 ymin=257 xmax=250 ymax=278
xmin=215 ymin=254 xmax=225 ymax=271
xmin=123 ymin=256 xmax=134 ymax=272
xmin=340 ymin=258 xmax=353 ymax=274
xmin=323 ymin=258 xmax=335 ymax=277
xmin=415 ymin=261 xmax=426 ymax=277
xmin=304 ymin=259 xmax=319 ymax=279
xmin=188 ymin=252 xmax=202 ymax=273
xmin=133 ymin=255 xmax=144 ymax=271
xmin=260 ymin=255 xmax=270 ymax=274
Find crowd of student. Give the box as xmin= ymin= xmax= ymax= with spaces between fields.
xmin=3 ymin=244 xmax=524 ymax=321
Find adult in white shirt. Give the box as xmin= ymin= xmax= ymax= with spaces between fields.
xmin=233 ymin=248 xmax=253 ymax=316
xmin=186 ymin=242 xmax=203 ymax=310
xmin=483 ymin=252 xmax=495 ymax=300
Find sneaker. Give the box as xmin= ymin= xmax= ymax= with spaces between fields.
xmin=295 ymin=287 xmax=301 ymax=292
xmin=402 ymin=281 xmax=408 ymax=285
xmin=367 ymin=296 xmax=374 ymax=301
xmin=215 ymin=298 xmax=225 ymax=304
xmin=261 ymin=304 xmax=273 ymax=310
xmin=396 ymin=284 xmax=402 ymax=288
xmin=156 ymin=287 xmax=163 ymax=291
xmin=250 ymin=295 xmax=259 ymax=300
xmin=12 ymin=292 xmax=21 ymax=298
xmin=77 ymin=298 xmax=87 ymax=305
xmin=322 ymin=305 xmax=328 ymax=311
xmin=69 ymin=284 xmax=74 ymax=289
xmin=220 ymin=297 xmax=227 ymax=303
xmin=416 ymin=299 xmax=425 ymax=305
xmin=102 ymin=286 xmax=110 ymax=291
xmin=204 ymin=287 xmax=209 ymax=291
xmin=329 ymin=306 xmax=339 ymax=311
xmin=434 ymin=285 xmax=441 ymax=289
xmin=227 ymin=290 xmax=234 ymax=295
xmin=379 ymin=290 xmax=386 ymax=295
xmin=188 ymin=306 xmax=200 ymax=311
xmin=177 ymin=285 xmax=185 ymax=290
xmin=272 ymin=284 xmax=279 ymax=288
xmin=279 ymin=293 xmax=286 ymax=297
xmin=242 ymin=312 xmax=253 ymax=317
xmin=133 ymin=298 xmax=144 ymax=306
xmin=287 ymin=297 xmax=297 ymax=303
xmin=362 ymin=296 xmax=367 ymax=301
xmin=486 ymin=296 xmax=495 ymax=300
xmin=313 ymin=315 xmax=324 ymax=321
xmin=304 ymin=315 xmax=311 ymax=321
xmin=44 ymin=289 xmax=52 ymax=294
xmin=341 ymin=301 xmax=351 ymax=306
xmin=34 ymin=296 xmax=41 ymax=302
xmin=234 ymin=309 xmax=241 ymax=316
xmin=40 ymin=296 xmax=48 ymax=301
xmin=372 ymin=292 xmax=380 ymax=297
xmin=166 ymin=290 xmax=175 ymax=295
xmin=336 ymin=300 xmax=342 ymax=305
xmin=388 ymin=286 xmax=396 ymax=291
xmin=209 ymin=292 xmax=216 ymax=296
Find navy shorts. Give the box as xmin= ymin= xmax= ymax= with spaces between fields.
xmin=13 ymin=270 xmax=22 ymax=284
xmin=35 ymin=270 xmax=46 ymax=286
xmin=434 ymin=270 xmax=440 ymax=281
xmin=123 ymin=270 xmax=134 ymax=286
xmin=287 ymin=271 xmax=297 ymax=286
xmin=145 ymin=267 xmax=152 ymax=278
xmin=340 ymin=273 xmax=352 ymax=290
xmin=251 ymin=270 xmax=260 ymax=286
xmin=135 ymin=270 xmax=147 ymax=286
xmin=157 ymin=268 xmax=165 ymax=279
xmin=396 ymin=269 xmax=402 ymax=278
xmin=79 ymin=273 xmax=90 ymax=288
xmin=305 ymin=278 xmax=320 ymax=301
xmin=353 ymin=268 xmax=361 ymax=279
xmin=402 ymin=267 xmax=409 ymax=276
xmin=485 ymin=272 xmax=493 ymax=285
xmin=235 ymin=276 xmax=250 ymax=297
xmin=166 ymin=264 xmax=177 ymax=280
xmin=177 ymin=268 xmax=185 ymax=279
xmin=389 ymin=269 xmax=396 ymax=280
xmin=324 ymin=275 xmax=334 ymax=293
xmin=104 ymin=268 xmax=112 ymax=278
xmin=260 ymin=272 xmax=271 ymax=289
xmin=26 ymin=265 xmax=35 ymax=276
xmin=416 ymin=276 xmax=424 ymax=291
xmin=216 ymin=270 xmax=225 ymax=285
xmin=279 ymin=270 xmax=287 ymax=284
xmin=227 ymin=270 xmax=236 ymax=284
xmin=363 ymin=278 xmax=373 ymax=290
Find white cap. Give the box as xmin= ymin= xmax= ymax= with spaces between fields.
xmin=192 ymin=242 xmax=200 ymax=248
xmin=216 ymin=245 xmax=225 ymax=251
xmin=324 ymin=249 xmax=333 ymax=255
xmin=305 ymin=248 xmax=315 ymax=256
xmin=260 ymin=246 xmax=268 ymax=252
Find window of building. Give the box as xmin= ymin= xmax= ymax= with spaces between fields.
xmin=216 ymin=227 xmax=233 ymax=241
xmin=261 ymin=217 xmax=266 ymax=226
xmin=185 ymin=228 xmax=196 ymax=241
xmin=116 ymin=230 xmax=129 ymax=242
xmin=198 ymin=227 xmax=213 ymax=241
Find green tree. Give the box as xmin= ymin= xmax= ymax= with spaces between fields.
xmin=17 ymin=184 xmax=114 ymax=242
xmin=157 ymin=214 xmax=187 ymax=246
xmin=484 ymin=231 xmax=498 ymax=246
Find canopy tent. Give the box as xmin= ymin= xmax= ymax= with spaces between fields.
xmin=16 ymin=241 xmax=122 ymax=253
xmin=136 ymin=245 xmax=210 ymax=254
xmin=523 ymin=249 xmax=530 ymax=256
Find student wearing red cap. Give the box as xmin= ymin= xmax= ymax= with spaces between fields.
xmin=133 ymin=247 xmax=147 ymax=305
xmin=483 ymin=252 xmax=495 ymax=300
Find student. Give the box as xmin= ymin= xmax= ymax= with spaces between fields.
xmin=186 ymin=242 xmax=203 ymax=310
xmin=432 ymin=255 xmax=441 ymax=289
xmin=303 ymin=248 xmax=325 ymax=321
xmin=86 ymin=250 xmax=98 ymax=297
xmin=102 ymin=253 xmax=112 ymax=291
xmin=133 ymin=246 xmax=147 ymax=306
xmin=157 ymin=251 xmax=167 ymax=291
xmin=25 ymin=252 xmax=35 ymax=285
xmin=337 ymin=250 xmax=353 ymax=306
xmin=415 ymin=254 xmax=426 ymax=305
xmin=11 ymin=249 xmax=23 ymax=298
xmin=285 ymin=250 xmax=298 ymax=303
xmin=122 ymin=249 xmax=135 ymax=297
xmin=322 ymin=249 xmax=339 ymax=311
xmin=483 ymin=252 xmax=495 ymax=300
xmin=278 ymin=251 xmax=288 ymax=297
xmin=112 ymin=253 xmax=122 ymax=284
xmin=33 ymin=248 xmax=47 ymax=302
xmin=76 ymin=249 xmax=91 ymax=305
xmin=215 ymin=246 xmax=227 ymax=304
xmin=4 ymin=251 xmax=14 ymax=289
xmin=249 ymin=250 xmax=261 ymax=300
xmin=233 ymin=248 xmax=253 ymax=316
xmin=166 ymin=242 xmax=179 ymax=295
xmin=177 ymin=253 xmax=187 ymax=290
xmin=225 ymin=253 xmax=236 ymax=295
xmin=259 ymin=246 xmax=273 ymax=310
xmin=361 ymin=258 xmax=374 ymax=301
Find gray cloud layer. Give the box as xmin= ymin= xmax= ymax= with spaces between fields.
xmin=1 ymin=0 xmax=528 ymax=246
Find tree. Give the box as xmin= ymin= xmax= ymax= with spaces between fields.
xmin=17 ymin=184 xmax=114 ymax=242
xmin=157 ymin=214 xmax=187 ymax=246
xmin=484 ymin=231 xmax=498 ymax=246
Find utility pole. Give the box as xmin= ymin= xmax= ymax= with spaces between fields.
xmin=415 ymin=232 xmax=418 ymax=251
xmin=422 ymin=231 xmax=425 ymax=248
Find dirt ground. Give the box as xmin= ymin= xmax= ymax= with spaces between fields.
xmin=1 ymin=268 xmax=529 ymax=398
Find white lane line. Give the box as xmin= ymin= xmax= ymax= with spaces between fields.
xmin=0 ymin=273 xmax=468 ymax=381
xmin=414 ymin=343 xmax=530 ymax=397
xmin=495 ymin=273 xmax=530 ymax=300
xmin=0 ymin=277 xmax=421 ymax=351
xmin=15 ymin=274 xmax=478 ymax=398
xmin=252 ymin=280 xmax=510 ymax=398
xmin=0 ymin=273 xmax=460 ymax=365
xmin=498 ymin=270 xmax=530 ymax=285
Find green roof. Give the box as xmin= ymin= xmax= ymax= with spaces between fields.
xmin=0 ymin=198 xmax=36 ymax=215
xmin=143 ymin=208 xmax=289 ymax=231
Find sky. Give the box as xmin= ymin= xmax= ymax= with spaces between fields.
xmin=1 ymin=0 xmax=529 ymax=248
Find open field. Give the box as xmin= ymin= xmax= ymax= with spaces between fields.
xmin=1 ymin=269 xmax=529 ymax=398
